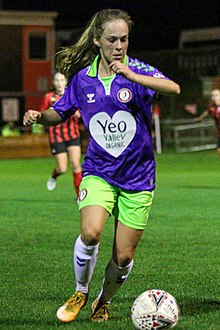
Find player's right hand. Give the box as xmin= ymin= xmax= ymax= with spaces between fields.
xmin=23 ymin=110 xmax=42 ymax=126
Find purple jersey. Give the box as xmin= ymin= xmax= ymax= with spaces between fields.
xmin=52 ymin=55 xmax=168 ymax=191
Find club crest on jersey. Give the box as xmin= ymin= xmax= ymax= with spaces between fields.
xmin=87 ymin=93 xmax=95 ymax=103
xmin=79 ymin=188 xmax=87 ymax=201
xmin=117 ymin=88 xmax=132 ymax=103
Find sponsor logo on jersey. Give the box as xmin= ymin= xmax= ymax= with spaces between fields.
xmin=153 ymin=73 xmax=165 ymax=78
xmin=87 ymin=93 xmax=95 ymax=103
xmin=89 ymin=110 xmax=137 ymax=157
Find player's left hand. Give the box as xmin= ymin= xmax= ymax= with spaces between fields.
xmin=109 ymin=61 xmax=135 ymax=80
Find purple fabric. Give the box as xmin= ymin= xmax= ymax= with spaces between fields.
xmin=52 ymin=56 xmax=168 ymax=191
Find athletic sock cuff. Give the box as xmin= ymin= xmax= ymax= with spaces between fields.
xmin=76 ymin=235 xmax=99 ymax=256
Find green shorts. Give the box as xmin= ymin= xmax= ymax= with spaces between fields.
xmin=78 ymin=175 xmax=154 ymax=230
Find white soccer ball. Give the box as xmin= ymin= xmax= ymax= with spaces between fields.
xmin=131 ymin=289 xmax=179 ymax=329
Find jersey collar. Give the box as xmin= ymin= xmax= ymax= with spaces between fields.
xmin=87 ymin=55 xmax=128 ymax=77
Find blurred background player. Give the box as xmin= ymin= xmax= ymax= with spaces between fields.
xmin=41 ymin=71 xmax=82 ymax=196
xmin=196 ymin=88 xmax=220 ymax=156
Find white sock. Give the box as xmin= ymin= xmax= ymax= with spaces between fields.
xmin=74 ymin=235 xmax=99 ymax=294
xmin=98 ymin=258 xmax=134 ymax=303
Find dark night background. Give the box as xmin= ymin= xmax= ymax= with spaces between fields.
xmin=1 ymin=0 xmax=220 ymax=51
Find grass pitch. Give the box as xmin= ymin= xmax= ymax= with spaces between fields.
xmin=0 ymin=151 xmax=219 ymax=329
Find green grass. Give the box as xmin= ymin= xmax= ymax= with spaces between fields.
xmin=0 ymin=151 xmax=220 ymax=329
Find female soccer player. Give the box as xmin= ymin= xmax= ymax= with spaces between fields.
xmin=23 ymin=9 xmax=180 ymax=323
xmin=196 ymin=88 xmax=220 ymax=155
xmin=41 ymin=71 xmax=82 ymax=196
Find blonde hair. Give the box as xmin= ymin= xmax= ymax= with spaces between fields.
xmin=55 ymin=9 xmax=133 ymax=81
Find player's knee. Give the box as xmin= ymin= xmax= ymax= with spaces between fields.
xmin=114 ymin=249 xmax=134 ymax=267
xmin=81 ymin=229 xmax=102 ymax=246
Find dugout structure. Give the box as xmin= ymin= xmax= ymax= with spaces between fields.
xmin=0 ymin=11 xmax=58 ymax=159
xmin=0 ymin=10 xmax=57 ymax=128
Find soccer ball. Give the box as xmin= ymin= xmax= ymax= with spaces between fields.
xmin=131 ymin=289 xmax=179 ymax=329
